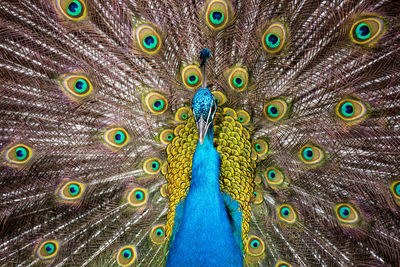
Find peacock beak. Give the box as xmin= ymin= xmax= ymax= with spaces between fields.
xmin=196 ymin=116 xmax=209 ymax=145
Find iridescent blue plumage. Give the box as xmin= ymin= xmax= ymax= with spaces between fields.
xmin=167 ymin=51 xmax=243 ymax=265
xmin=166 ymin=121 xmax=243 ymax=266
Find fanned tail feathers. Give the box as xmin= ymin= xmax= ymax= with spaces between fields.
xmin=1 ymin=0 xmax=400 ymax=266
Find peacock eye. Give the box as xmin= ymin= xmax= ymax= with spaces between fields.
xmin=123 ymin=249 xmax=131 ymax=258
xmin=4 ymin=144 xmax=32 ymax=165
xmin=253 ymin=139 xmax=269 ymax=157
xmin=210 ymin=11 xmax=224 ymax=25
xmin=335 ymin=203 xmax=360 ymax=224
xmin=262 ymin=22 xmax=287 ymax=53
xmin=62 ymin=75 xmax=93 ymax=98
xmin=67 ymin=1 xmax=82 ymax=16
xmin=268 ymin=105 xmax=278 ymax=117
xmin=278 ymin=204 xmax=297 ymax=223
xmin=336 ymin=98 xmax=367 ymax=123
xmin=356 ymin=23 xmax=371 ymax=39
xmin=233 ymin=77 xmax=243 ymax=87
xmin=145 ymin=92 xmax=168 ymax=115
xmin=228 ymin=67 xmax=248 ymax=92
xmin=350 ymin=17 xmax=384 ymax=45
xmin=59 ymin=181 xmax=85 ymax=201
xmin=276 ymin=261 xmax=292 ymax=267
xmin=253 ymin=188 xmax=263 ymax=204
xmin=341 ymin=102 xmax=354 ymax=116
xmin=143 ymin=157 xmax=162 ymax=174
xmin=57 ymin=0 xmax=86 ymax=20
xmin=266 ymin=33 xmax=280 ymax=48
xmin=299 ymin=144 xmax=324 ymax=165
xmin=152 ymin=100 xmax=164 ymax=111
xmin=187 ymin=75 xmax=199 ymax=85
xmin=251 ymin=240 xmax=259 ymax=248
xmin=265 ymin=167 xmax=284 ymax=185
xmin=74 ymin=79 xmax=87 ymax=93
xmin=160 ymin=129 xmax=174 ymax=145
xmin=104 ymin=128 xmax=129 ymax=148
xmin=143 ymin=35 xmax=157 ymax=49
xmin=205 ymin=0 xmax=230 ymax=30
xmin=36 ymin=240 xmax=59 ymax=259
xmin=246 ymin=236 xmax=265 ymax=256
xmin=391 ymin=181 xmax=400 ymax=200
xmin=175 ymin=107 xmax=191 ymax=122
xmin=127 ymin=188 xmax=148 ymax=207
xmin=264 ymin=99 xmax=288 ymax=121
xmin=182 ymin=65 xmax=202 ymax=89
xmin=236 ymin=110 xmax=250 ymax=125
xmin=116 ymin=246 xmax=136 ymax=266
xmin=135 ymin=24 xmax=162 ymax=54
xmin=150 ymin=225 xmax=166 ymax=244
xmin=223 ymin=107 xmax=237 ymax=119
xmin=212 ymin=91 xmax=227 ymax=106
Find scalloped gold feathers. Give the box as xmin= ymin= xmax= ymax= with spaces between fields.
xmin=0 ymin=1 xmax=398 ymax=266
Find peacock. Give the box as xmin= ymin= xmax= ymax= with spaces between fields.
xmin=1 ymin=0 xmax=400 ymax=266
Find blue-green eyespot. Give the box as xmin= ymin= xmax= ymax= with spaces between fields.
xmin=350 ymin=17 xmax=384 ymax=45
xmin=116 ymin=246 xmax=136 ymax=266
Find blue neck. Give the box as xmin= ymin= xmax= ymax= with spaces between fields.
xmin=166 ymin=127 xmax=243 ymax=267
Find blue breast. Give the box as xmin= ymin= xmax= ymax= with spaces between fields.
xmin=166 ymin=135 xmax=243 ymax=267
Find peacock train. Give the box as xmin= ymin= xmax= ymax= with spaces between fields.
xmin=0 ymin=0 xmax=400 ymax=266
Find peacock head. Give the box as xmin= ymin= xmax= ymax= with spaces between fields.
xmin=192 ymin=88 xmax=217 ymax=144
